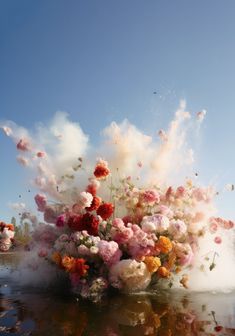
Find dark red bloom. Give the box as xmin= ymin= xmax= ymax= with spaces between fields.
xmin=67 ymin=215 xmax=82 ymax=231
xmin=97 ymin=203 xmax=114 ymax=220
xmin=79 ymin=213 xmax=99 ymax=235
xmin=214 ymin=326 xmax=223 ymax=332
xmin=86 ymin=196 xmax=101 ymax=211
xmin=94 ymin=164 xmax=110 ymax=179
xmin=68 ymin=213 xmax=99 ymax=236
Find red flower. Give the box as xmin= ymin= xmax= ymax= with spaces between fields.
xmin=214 ymin=326 xmax=223 ymax=332
xmin=86 ymin=196 xmax=101 ymax=211
xmin=86 ymin=184 xmax=97 ymax=196
xmin=67 ymin=215 xmax=82 ymax=231
xmin=94 ymin=164 xmax=110 ymax=179
xmin=97 ymin=203 xmax=114 ymax=220
xmin=74 ymin=258 xmax=89 ymax=276
xmin=79 ymin=213 xmax=99 ymax=235
xmin=68 ymin=213 xmax=99 ymax=236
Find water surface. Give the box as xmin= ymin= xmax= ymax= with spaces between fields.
xmin=1 ymin=253 xmax=235 ymax=335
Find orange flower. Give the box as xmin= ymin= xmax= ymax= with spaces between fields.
xmin=158 ymin=266 xmax=171 ymax=278
xmin=164 ymin=252 xmax=176 ymax=270
xmin=156 ymin=236 xmax=172 ymax=254
xmin=62 ymin=256 xmax=76 ymax=272
xmin=51 ymin=251 xmax=62 ymax=266
xmin=144 ymin=256 xmax=161 ymax=273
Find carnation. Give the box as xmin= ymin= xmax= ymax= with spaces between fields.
xmin=79 ymin=191 xmax=93 ymax=208
xmin=34 ymin=194 xmax=47 ymax=212
xmin=97 ymin=203 xmax=114 ymax=220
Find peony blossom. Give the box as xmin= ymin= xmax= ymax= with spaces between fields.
xmin=142 ymin=190 xmax=160 ymax=204
xmin=168 ymin=219 xmax=187 ymax=239
xmin=98 ymin=240 xmax=122 ymax=265
xmin=141 ymin=214 xmax=169 ymax=233
xmin=109 ymin=259 xmax=151 ymax=292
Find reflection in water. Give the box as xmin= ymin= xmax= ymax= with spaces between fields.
xmin=1 ymin=257 xmax=235 ymax=335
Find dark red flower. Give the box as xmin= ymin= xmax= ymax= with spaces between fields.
xmin=97 ymin=203 xmax=114 ymax=220
xmin=86 ymin=196 xmax=101 ymax=211
xmin=214 ymin=326 xmax=223 ymax=332
xmin=79 ymin=213 xmax=99 ymax=235
xmin=68 ymin=213 xmax=99 ymax=236
xmin=94 ymin=164 xmax=110 ymax=179
xmin=67 ymin=215 xmax=82 ymax=231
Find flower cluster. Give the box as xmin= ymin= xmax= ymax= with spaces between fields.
xmin=30 ymin=159 xmax=234 ymax=300
xmin=0 ymin=221 xmax=15 ymax=252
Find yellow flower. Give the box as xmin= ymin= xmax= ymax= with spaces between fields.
xmin=144 ymin=256 xmax=161 ymax=273
xmin=156 ymin=236 xmax=173 ymax=254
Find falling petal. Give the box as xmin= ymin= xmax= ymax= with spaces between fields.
xmin=196 ymin=109 xmax=207 ymax=122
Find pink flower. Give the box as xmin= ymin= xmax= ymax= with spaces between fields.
xmin=56 ymin=214 xmax=66 ymax=228
xmin=142 ymin=190 xmax=160 ymax=204
xmin=175 ymin=243 xmax=194 ymax=266
xmin=141 ymin=214 xmax=169 ymax=233
xmin=111 ymin=219 xmax=133 ymax=244
xmin=44 ymin=206 xmax=57 ymax=224
xmin=169 ymin=219 xmax=187 ymax=239
xmin=16 ymin=138 xmax=31 ymax=151
xmin=98 ymin=240 xmax=122 ymax=265
xmin=214 ymin=236 xmax=222 ymax=244
xmin=176 ymin=186 xmax=186 ymax=197
xmin=34 ymin=194 xmax=47 ymax=212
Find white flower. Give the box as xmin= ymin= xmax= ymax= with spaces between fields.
xmin=109 ymin=259 xmax=151 ymax=292
xmin=141 ymin=214 xmax=169 ymax=233
xmin=79 ymin=191 xmax=93 ymax=208
xmin=169 ymin=219 xmax=187 ymax=239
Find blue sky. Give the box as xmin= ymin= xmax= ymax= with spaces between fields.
xmin=1 ymin=0 xmax=235 ymax=221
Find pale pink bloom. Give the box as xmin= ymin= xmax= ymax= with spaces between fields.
xmin=98 ymin=240 xmax=122 ymax=265
xmin=79 ymin=191 xmax=93 ymax=208
xmin=0 ymin=239 xmax=12 ymax=252
xmin=34 ymin=194 xmax=47 ymax=212
xmin=0 ymin=228 xmax=15 ymax=240
xmin=169 ymin=219 xmax=187 ymax=239
xmin=16 ymin=138 xmax=31 ymax=151
xmin=141 ymin=214 xmax=169 ymax=233
xmin=109 ymin=259 xmax=151 ymax=292
xmin=214 ymin=236 xmax=222 ymax=244
xmin=142 ymin=190 xmax=160 ymax=204
xmin=17 ymin=156 xmax=29 ymax=166
xmin=158 ymin=205 xmax=174 ymax=218
xmin=96 ymin=158 xmax=109 ymax=167
xmin=175 ymin=243 xmax=194 ymax=266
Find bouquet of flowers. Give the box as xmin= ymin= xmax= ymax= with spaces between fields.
xmin=30 ymin=158 xmax=234 ymax=300
xmin=0 ymin=221 xmax=15 ymax=252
